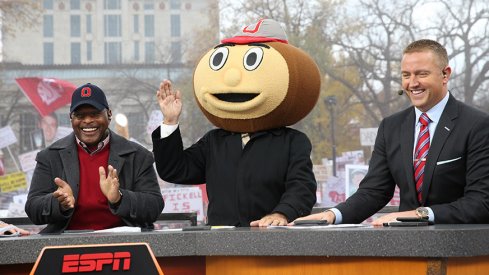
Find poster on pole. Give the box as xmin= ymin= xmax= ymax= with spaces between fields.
xmin=0 ymin=126 xmax=18 ymax=149
xmin=360 ymin=128 xmax=378 ymax=146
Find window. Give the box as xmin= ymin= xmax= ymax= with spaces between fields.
xmin=144 ymin=15 xmax=154 ymax=37
xmin=43 ymin=0 xmax=53 ymax=9
xmin=145 ymin=42 xmax=155 ymax=63
xmin=171 ymin=41 xmax=182 ymax=63
xmin=134 ymin=41 xmax=140 ymax=61
xmin=70 ymin=0 xmax=80 ymax=10
xmin=71 ymin=43 xmax=81 ymax=64
xmin=144 ymin=2 xmax=154 ymax=10
xmin=105 ymin=42 xmax=122 ymax=64
xmin=43 ymin=15 xmax=53 ymax=37
xmin=170 ymin=0 xmax=181 ymax=10
xmin=43 ymin=42 xmax=54 ymax=64
xmin=104 ymin=0 xmax=121 ymax=10
xmin=86 ymin=15 xmax=92 ymax=34
xmin=171 ymin=14 xmax=180 ymax=37
xmin=104 ymin=15 xmax=122 ymax=37
xmin=87 ymin=41 xmax=92 ymax=61
xmin=133 ymin=15 xmax=139 ymax=33
xmin=70 ymin=15 xmax=81 ymax=37
xmin=19 ymin=113 xmax=38 ymax=153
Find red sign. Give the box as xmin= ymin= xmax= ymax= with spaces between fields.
xmin=15 ymin=77 xmax=77 ymax=117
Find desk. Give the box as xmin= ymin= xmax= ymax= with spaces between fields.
xmin=1 ymin=225 xmax=489 ymax=275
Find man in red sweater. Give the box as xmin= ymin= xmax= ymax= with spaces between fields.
xmin=26 ymin=83 xmax=164 ymax=233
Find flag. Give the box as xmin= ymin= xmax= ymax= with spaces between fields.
xmin=15 ymin=77 xmax=77 ymax=117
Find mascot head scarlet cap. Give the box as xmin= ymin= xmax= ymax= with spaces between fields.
xmin=193 ymin=19 xmax=321 ymax=133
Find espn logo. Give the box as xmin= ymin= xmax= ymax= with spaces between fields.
xmin=62 ymin=252 xmax=131 ymax=273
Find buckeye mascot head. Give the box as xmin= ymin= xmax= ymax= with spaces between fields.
xmin=193 ymin=19 xmax=321 ymax=133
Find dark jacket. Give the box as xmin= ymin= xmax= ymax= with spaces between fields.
xmin=152 ymin=127 xmax=316 ymax=226
xmin=337 ymin=95 xmax=489 ymax=223
xmin=25 ymin=130 xmax=164 ymax=233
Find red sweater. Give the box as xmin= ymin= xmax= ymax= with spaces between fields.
xmin=67 ymin=144 xmax=123 ymax=230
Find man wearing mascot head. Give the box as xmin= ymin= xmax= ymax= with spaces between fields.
xmin=152 ymin=19 xmax=320 ymax=227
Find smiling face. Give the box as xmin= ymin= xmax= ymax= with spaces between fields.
xmin=71 ymin=105 xmax=111 ymax=146
xmin=193 ymin=42 xmax=320 ymax=133
xmin=401 ymin=50 xmax=450 ymax=112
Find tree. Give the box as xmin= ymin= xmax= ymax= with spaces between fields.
xmin=428 ymin=0 xmax=489 ymax=108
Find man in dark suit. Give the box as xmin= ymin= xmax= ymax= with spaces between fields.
xmin=26 ymin=83 xmax=164 ymax=233
xmin=294 ymin=39 xmax=489 ymax=225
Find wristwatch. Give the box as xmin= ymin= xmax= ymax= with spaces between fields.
xmin=415 ymin=207 xmax=429 ymax=219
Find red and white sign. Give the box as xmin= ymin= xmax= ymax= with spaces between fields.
xmin=15 ymin=77 xmax=77 ymax=117
xmin=161 ymin=187 xmax=204 ymax=221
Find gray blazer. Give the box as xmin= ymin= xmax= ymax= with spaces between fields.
xmin=25 ymin=130 xmax=164 ymax=233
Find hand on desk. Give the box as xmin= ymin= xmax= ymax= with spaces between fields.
xmin=289 ymin=210 xmax=335 ymax=226
xmin=0 ymin=220 xmax=30 ymax=236
xmin=53 ymin=178 xmax=75 ymax=211
xmin=370 ymin=210 xmax=418 ymax=226
xmin=250 ymin=213 xmax=288 ymax=227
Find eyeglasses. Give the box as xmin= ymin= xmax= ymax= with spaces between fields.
xmin=70 ymin=110 xmax=105 ymax=120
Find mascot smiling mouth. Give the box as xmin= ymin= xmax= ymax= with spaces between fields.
xmin=214 ymin=93 xmax=259 ymax=103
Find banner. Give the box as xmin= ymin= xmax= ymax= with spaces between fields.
xmin=15 ymin=77 xmax=77 ymax=117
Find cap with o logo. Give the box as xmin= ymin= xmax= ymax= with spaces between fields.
xmin=70 ymin=83 xmax=109 ymax=113
xmin=221 ymin=19 xmax=288 ymax=45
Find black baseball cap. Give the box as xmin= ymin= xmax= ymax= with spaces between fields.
xmin=70 ymin=83 xmax=109 ymax=113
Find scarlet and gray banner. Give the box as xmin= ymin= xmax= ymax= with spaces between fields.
xmin=15 ymin=77 xmax=77 ymax=117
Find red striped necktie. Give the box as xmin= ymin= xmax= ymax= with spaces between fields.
xmin=414 ymin=113 xmax=431 ymax=203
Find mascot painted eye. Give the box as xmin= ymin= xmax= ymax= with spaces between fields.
xmin=209 ymin=47 xmax=229 ymax=71
xmin=243 ymin=47 xmax=264 ymax=71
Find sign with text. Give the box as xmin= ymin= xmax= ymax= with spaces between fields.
xmin=360 ymin=128 xmax=378 ymax=146
xmin=0 ymin=126 xmax=18 ymax=149
xmin=30 ymin=243 xmax=163 ymax=275
xmin=18 ymin=150 xmax=40 ymax=172
xmin=161 ymin=187 xmax=204 ymax=221
xmin=0 ymin=171 xmax=27 ymax=192
xmin=146 ymin=110 xmax=163 ymax=135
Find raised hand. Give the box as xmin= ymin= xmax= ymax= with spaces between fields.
xmin=156 ymin=79 xmax=182 ymax=125
xmin=53 ymin=178 xmax=75 ymax=211
xmin=99 ymin=165 xmax=121 ymax=204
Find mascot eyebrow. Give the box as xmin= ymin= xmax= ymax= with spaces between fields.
xmin=214 ymin=42 xmax=270 ymax=49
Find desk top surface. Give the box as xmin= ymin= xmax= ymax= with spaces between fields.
xmin=1 ymin=224 xmax=489 ymax=264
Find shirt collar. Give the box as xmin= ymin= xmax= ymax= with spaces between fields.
xmin=76 ymin=131 xmax=110 ymax=155
xmin=414 ymin=91 xmax=450 ymax=125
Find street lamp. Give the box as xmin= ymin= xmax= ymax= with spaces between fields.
xmin=325 ymin=96 xmax=337 ymax=177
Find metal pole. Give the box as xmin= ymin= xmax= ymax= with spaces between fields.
xmin=325 ymin=96 xmax=337 ymax=177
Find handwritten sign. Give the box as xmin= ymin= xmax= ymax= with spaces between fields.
xmin=161 ymin=187 xmax=204 ymax=221
xmin=18 ymin=150 xmax=40 ymax=172
xmin=0 ymin=126 xmax=18 ymax=149
xmin=313 ymin=164 xmax=328 ymax=182
xmin=146 ymin=110 xmax=163 ymax=135
xmin=0 ymin=172 xmax=27 ymax=192
xmin=360 ymin=128 xmax=378 ymax=146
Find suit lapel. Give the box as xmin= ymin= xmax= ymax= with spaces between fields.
xmin=108 ymin=131 xmax=134 ymax=178
xmin=58 ymin=134 xmax=80 ymax=197
xmin=400 ymin=109 xmax=418 ymax=202
xmin=421 ymin=95 xmax=457 ymax=204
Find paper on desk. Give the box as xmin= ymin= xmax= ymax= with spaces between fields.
xmin=93 ymin=226 xmax=142 ymax=233
xmin=268 ymin=224 xmax=369 ymax=230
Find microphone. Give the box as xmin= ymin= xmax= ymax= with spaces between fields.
xmin=398 ymin=89 xmax=404 ymax=95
